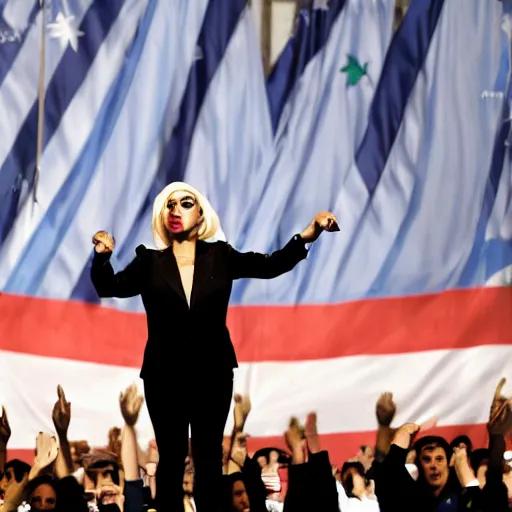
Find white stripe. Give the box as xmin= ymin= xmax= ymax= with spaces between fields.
xmin=2 ymin=345 xmax=510 ymax=449
xmin=2 ymin=0 xmax=38 ymax=31
xmin=0 ymin=0 xmax=149 ymax=288
xmin=38 ymin=0 xmax=209 ymax=300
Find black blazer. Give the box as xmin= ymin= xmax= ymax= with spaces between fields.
xmin=91 ymin=235 xmax=308 ymax=379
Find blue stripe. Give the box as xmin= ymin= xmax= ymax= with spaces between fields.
xmin=354 ymin=0 xmax=446 ymax=297
xmin=0 ymin=1 xmax=40 ymax=88
xmin=456 ymin=89 xmax=512 ymax=286
xmin=266 ymin=0 xmax=346 ymax=134
xmin=4 ymin=0 xmax=157 ymax=295
xmin=70 ymin=256 xmax=98 ymax=303
xmin=0 ymin=0 xmax=126 ymax=245
xmin=114 ymin=0 xmax=247 ymax=268
xmin=482 ymin=238 xmax=512 ymax=282
xmin=355 ymin=0 xmax=445 ymax=195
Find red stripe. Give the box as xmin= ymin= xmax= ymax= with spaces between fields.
xmin=5 ymin=423 xmax=500 ymax=467
xmin=1 ymin=286 xmax=511 ymax=366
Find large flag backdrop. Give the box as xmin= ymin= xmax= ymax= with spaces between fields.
xmin=1 ymin=0 xmax=512 ymax=465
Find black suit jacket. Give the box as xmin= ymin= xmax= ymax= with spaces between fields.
xmin=91 ymin=235 xmax=308 ymax=379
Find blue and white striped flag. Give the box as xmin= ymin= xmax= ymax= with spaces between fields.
xmin=339 ymin=0 xmax=508 ymax=299
xmin=181 ymin=3 xmax=273 ymax=244
xmin=233 ymin=0 xmax=395 ymax=305
xmin=0 ymin=0 xmax=210 ymax=297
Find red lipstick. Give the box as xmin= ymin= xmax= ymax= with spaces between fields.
xmin=168 ymin=214 xmax=183 ymax=233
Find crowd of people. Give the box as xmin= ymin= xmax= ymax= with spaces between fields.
xmin=0 ymin=378 xmax=511 ymax=512
xmin=1 ymin=184 xmax=507 ymax=512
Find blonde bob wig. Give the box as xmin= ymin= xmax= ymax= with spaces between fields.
xmin=152 ymin=182 xmax=222 ymax=250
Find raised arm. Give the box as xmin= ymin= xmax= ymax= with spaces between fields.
xmin=90 ymin=231 xmax=146 ymax=298
xmin=228 ymin=211 xmax=338 ymax=280
xmin=228 ymin=235 xmax=307 ymax=279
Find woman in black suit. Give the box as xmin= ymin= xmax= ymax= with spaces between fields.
xmin=90 ymin=181 xmax=338 ymax=512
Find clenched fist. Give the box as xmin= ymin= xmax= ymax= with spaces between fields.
xmin=376 ymin=392 xmax=396 ymax=427
xmin=92 ymin=230 xmax=115 ymax=254
xmin=300 ymin=212 xmax=339 ymax=243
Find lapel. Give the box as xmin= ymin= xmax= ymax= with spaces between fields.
xmin=159 ymin=241 xmax=212 ymax=307
xmin=160 ymin=246 xmax=186 ymax=302
xmin=190 ymin=240 xmax=212 ymax=307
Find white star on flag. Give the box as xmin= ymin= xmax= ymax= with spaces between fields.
xmin=47 ymin=11 xmax=84 ymax=52
xmin=314 ymin=0 xmax=330 ymax=10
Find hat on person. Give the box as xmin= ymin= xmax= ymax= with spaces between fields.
xmin=152 ymin=181 xmax=223 ymax=249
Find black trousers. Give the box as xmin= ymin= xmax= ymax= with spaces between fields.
xmin=143 ymin=370 xmax=233 ymax=512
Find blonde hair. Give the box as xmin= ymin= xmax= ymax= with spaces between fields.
xmin=152 ymin=182 xmax=222 ymax=249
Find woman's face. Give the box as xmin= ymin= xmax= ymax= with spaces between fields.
xmin=30 ymin=483 xmax=57 ymax=510
xmin=163 ymin=190 xmax=202 ymax=237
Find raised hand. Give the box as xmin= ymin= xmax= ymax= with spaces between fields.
xmin=304 ymin=412 xmax=320 ymax=454
xmin=392 ymin=417 xmax=438 ymax=450
xmin=285 ymin=417 xmax=304 ymax=449
xmin=488 ymin=378 xmax=512 ymax=435
xmin=52 ymin=385 xmax=71 ymax=435
xmin=352 ymin=445 xmax=375 ymax=472
xmin=392 ymin=423 xmax=420 ymax=450
xmin=92 ymin=230 xmax=115 ymax=254
xmin=120 ymin=383 xmax=144 ymax=427
xmin=300 ymin=211 xmax=339 ymax=243
xmin=376 ymin=392 xmax=396 ymax=427
xmin=0 ymin=406 xmax=11 ymax=447
xmin=233 ymin=394 xmax=251 ymax=430
xmin=450 ymin=445 xmax=469 ymax=468
xmin=450 ymin=445 xmax=477 ymax=487
xmin=230 ymin=431 xmax=248 ymax=469
xmin=284 ymin=417 xmax=306 ymax=464
xmin=2 ymin=472 xmax=29 ymax=511
xmin=30 ymin=433 xmax=59 ymax=480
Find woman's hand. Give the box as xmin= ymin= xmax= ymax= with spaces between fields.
xmin=92 ymin=231 xmax=115 ymax=253
xmin=300 ymin=212 xmax=339 ymax=243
